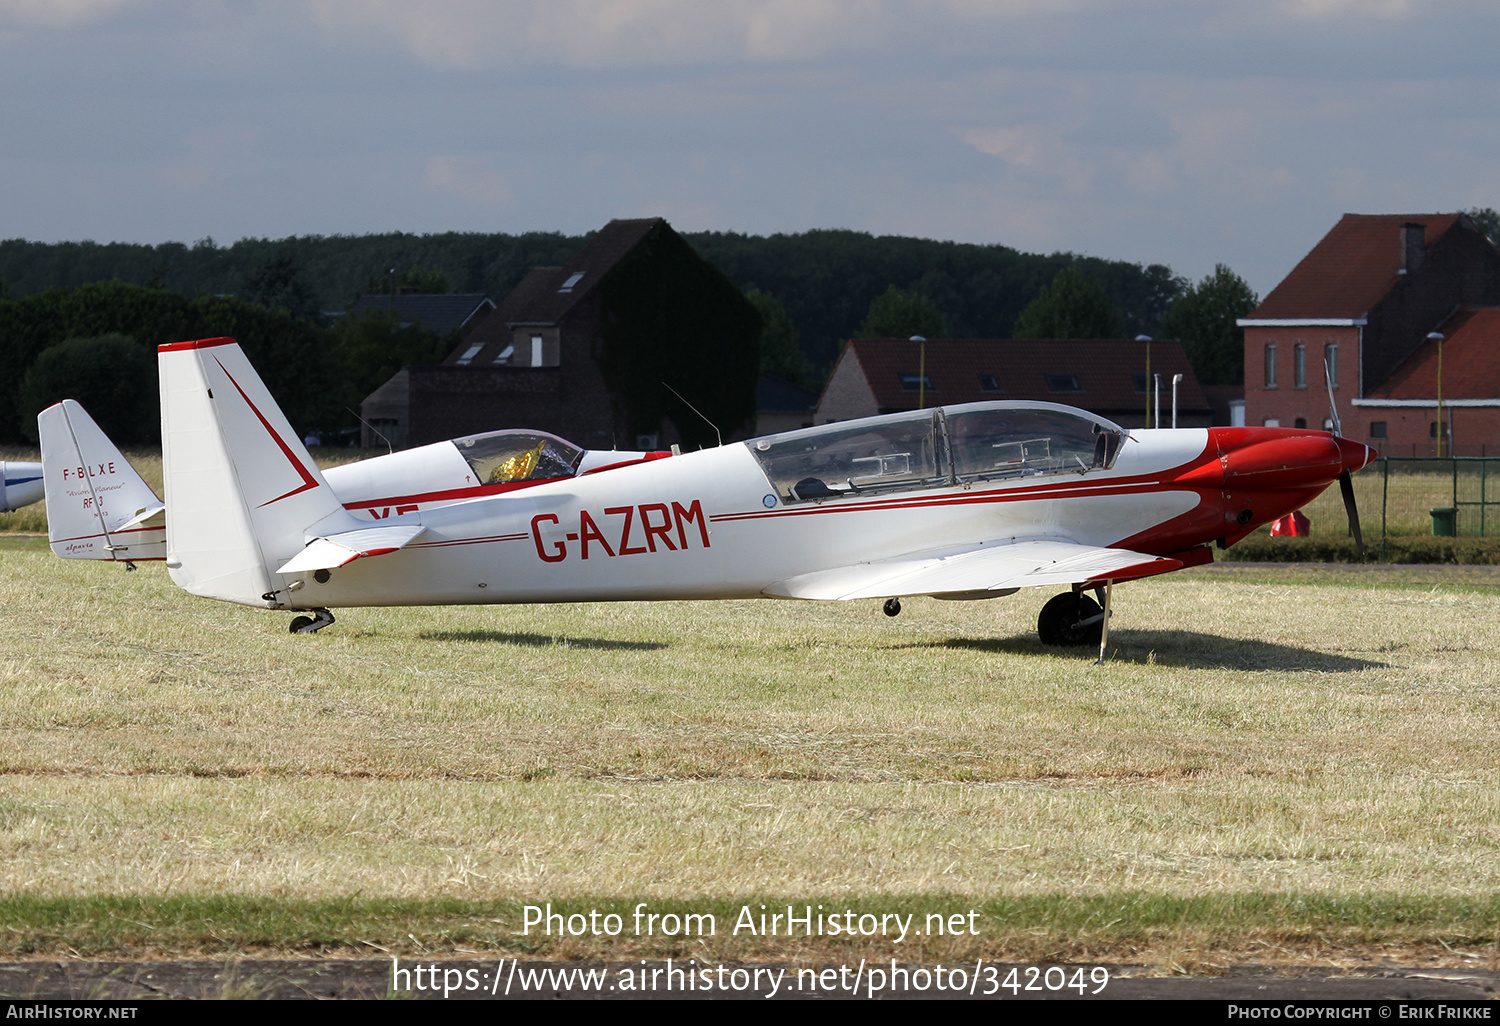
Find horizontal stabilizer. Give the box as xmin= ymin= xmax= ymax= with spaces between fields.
xmin=764 ymin=538 xmax=1181 ymax=601
xmin=277 ymin=524 xmax=427 ymax=573
xmin=2 ymin=461 xmax=44 ymax=512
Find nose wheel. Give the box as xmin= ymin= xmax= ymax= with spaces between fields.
xmin=289 ymin=608 xmax=336 ymax=634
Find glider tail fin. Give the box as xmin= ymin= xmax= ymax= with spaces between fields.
xmin=158 ymin=337 xmax=344 ymax=606
xmin=38 ymin=400 xmax=166 ymax=561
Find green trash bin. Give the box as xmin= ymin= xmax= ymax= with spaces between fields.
xmin=1430 ymin=506 xmax=1457 ymax=536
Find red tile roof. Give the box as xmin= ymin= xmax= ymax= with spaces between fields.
xmin=1368 ymin=306 xmax=1500 ymax=400
xmin=845 ymin=338 xmax=1206 ymax=414
xmin=1248 ymin=213 xmax=1462 ymax=320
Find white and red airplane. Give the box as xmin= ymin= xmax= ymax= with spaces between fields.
xmin=51 ymin=336 xmax=1376 ymax=656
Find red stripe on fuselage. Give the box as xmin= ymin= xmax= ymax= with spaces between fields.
xmin=340 ymin=477 xmax=560 ymax=511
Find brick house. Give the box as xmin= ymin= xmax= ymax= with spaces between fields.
xmin=815 ymin=337 xmax=1210 ymax=429
xmin=1239 ymin=213 xmax=1500 ymax=456
xmin=360 ymin=218 xmax=760 ymax=451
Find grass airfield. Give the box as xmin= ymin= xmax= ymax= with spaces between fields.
xmin=1 ymin=534 xmax=1498 ymax=971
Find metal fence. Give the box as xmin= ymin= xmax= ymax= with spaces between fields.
xmin=1373 ymin=456 xmax=1500 ymax=558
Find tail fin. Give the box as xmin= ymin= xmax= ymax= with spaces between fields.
xmin=38 ymin=400 xmax=166 ymax=561
xmin=159 ymin=337 xmax=349 ymax=606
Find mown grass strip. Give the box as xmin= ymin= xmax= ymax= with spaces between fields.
xmin=3 ymin=893 xmax=1496 ymax=960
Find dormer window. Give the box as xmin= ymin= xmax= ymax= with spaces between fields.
xmin=1046 ymin=374 xmax=1082 ymax=392
xmin=558 ymin=272 xmax=585 ymax=293
xmin=977 ymin=374 xmax=1001 ymax=392
xmin=900 ymin=374 xmax=934 ymax=391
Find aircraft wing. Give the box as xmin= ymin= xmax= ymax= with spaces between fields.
xmin=763 ymin=538 xmax=1182 ymax=601
xmin=276 ymin=524 xmax=428 ymax=573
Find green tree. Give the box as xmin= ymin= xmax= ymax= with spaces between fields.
xmin=1160 ymin=264 xmax=1258 ymax=386
xmin=241 ymin=251 xmax=324 ymax=324
xmin=361 ymin=266 xmax=453 ymax=297
xmin=18 ymin=334 xmax=157 ymax=443
xmin=331 ymin=309 xmax=450 ymax=408
xmin=1464 ymin=207 xmax=1500 ymax=248
xmin=1012 ymin=266 xmax=1124 ymax=339
xmin=745 ymin=288 xmax=814 ymax=388
xmin=858 ymin=285 xmax=944 ymax=338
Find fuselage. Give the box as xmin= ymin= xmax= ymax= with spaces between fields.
xmin=271 ymin=405 xmax=1373 ymax=610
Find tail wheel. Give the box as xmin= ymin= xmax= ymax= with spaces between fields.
xmin=1037 ymin=592 xmax=1104 ymax=647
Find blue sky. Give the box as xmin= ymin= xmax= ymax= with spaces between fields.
xmin=2 ymin=0 xmax=1497 ymax=294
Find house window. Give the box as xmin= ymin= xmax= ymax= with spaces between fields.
xmin=1134 ymin=374 xmax=1149 ymax=392
xmin=1263 ymin=418 xmax=1280 ymax=427
xmin=558 ymin=271 xmax=585 ymax=293
xmin=1294 ymin=417 xmax=1307 ymax=429
xmin=1369 ymin=421 xmax=1387 ymax=439
xmin=531 ymin=334 xmax=543 ymax=367
xmin=1046 ymin=373 xmax=1082 ymax=392
xmin=491 ymin=344 xmax=514 ymax=365
xmin=1265 ymin=345 xmax=1277 ymax=387
xmin=1324 ymin=344 xmax=1338 ymax=388
xmin=1430 ymin=422 xmax=1449 ymax=439
xmin=455 ymin=343 xmax=483 ymax=366
xmin=977 ymin=374 xmax=1001 ymax=392
xmin=1294 ymin=344 xmax=1306 ymax=388
xmin=900 ymin=374 xmax=934 ymax=391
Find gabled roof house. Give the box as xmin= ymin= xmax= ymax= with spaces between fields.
xmin=817 ymin=337 xmax=1209 ymax=429
xmin=1239 ymin=213 xmax=1500 ymax=455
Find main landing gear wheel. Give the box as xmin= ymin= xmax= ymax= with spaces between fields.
xmin=883 ymin=598 xmax=902 ymax=617
xmin=289 ymin=608 xmax=336 ymax=634
xmin=1037 ymin=592 xmax=1104 ymax=647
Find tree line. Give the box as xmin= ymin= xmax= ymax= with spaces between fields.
xmin=0 ymin=228 xmax=1260 ymax=444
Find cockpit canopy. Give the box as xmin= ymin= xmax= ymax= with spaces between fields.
xmin=749 ymin=402 xmax=1126 ymax=504
xmin=452 ymin=430 xmax=584 ymax=485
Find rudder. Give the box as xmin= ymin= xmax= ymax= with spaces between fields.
xmin=158 ymin=337 xmax=345 ymax=606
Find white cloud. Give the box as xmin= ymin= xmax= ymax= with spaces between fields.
xmin=161 ymin=124 xmax=262 ymax=191
xmin=961 ymin=125 xmax=1094 ymax=192
xmin=424 ymin=154 xmax=513 ymax=208
xmin=307 ymin=0 xmax=886 ymax=70
xmin=0 ymin=0 xmax=138 ymax=26
xmin=1275 ymin=0 xmax=1413 ymax=17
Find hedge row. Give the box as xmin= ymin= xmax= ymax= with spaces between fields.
xmin=1226 ymin=533 xmax=1500 ymax=565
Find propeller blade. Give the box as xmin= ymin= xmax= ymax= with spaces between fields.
xmin=1339 ymin=469 xmax=1364 ymax=558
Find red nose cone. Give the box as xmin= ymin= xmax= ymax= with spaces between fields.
xmin=1335 ymin=435 xmax=1376 ymax=474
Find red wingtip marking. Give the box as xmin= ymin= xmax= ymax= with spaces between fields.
xmin=159 ymin=337 xmax=238 ymax=353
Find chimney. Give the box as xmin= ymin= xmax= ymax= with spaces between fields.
xmin=1399 ymin=222 xmax=1426 ymax=275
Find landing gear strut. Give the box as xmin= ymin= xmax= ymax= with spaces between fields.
xmin=289 ymin=608 xmax=336 ymax=634
xmin=883 ymin=598 xmax=902 ymax=617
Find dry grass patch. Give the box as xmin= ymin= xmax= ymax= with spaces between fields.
xmin=1 ymin=545 xmax=1498 ymax=960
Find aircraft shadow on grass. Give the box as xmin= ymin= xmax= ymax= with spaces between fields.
xmin=418 ymin=630 xmax=667 ymax=651
xmin=908 ymin=631 xmax=1389 ymax=673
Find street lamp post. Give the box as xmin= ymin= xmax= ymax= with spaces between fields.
xmin=1137 ymin=336 xmax=1152 ymax=428
xmin=1428 ymin=331 xmax=1445 ymax=457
